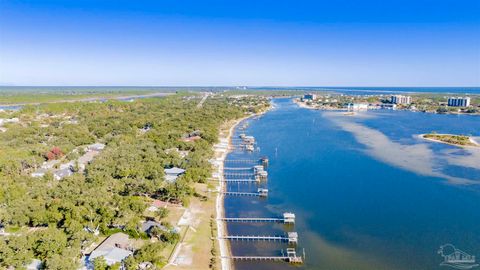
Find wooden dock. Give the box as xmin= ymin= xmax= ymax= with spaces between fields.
xmin=219 ymin=217 xmax=283 ymax=222
xmin=225 ymin=159 xmax=261 ymax=164
xmin=218 ymin=213 xmax=295 ymax=224
xmin=223 ymin=167 xmax=253 ymax=170
xmin=221 ymin=179 xmax=258 ymax=183
xmin=223 ymin=191 xmax=261 ymax=196
xmin=224 ymin=172 xmax=255 ymax=176
xmin=219 ymin=232 xmax=297 ymax=244
xmin=222 ymin=248 xmax=303 ymax=264
xmin=225 ymin=256 xmax=303 ymax=263
xmin=223 ymin=188 xmax=268 ymax=197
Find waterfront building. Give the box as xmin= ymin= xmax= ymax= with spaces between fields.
xmin=448 ymin=97 xmax=471 ymax=107
xmin=346 ymin=103 xmax=369 ymax=111
xmin=390 ymin=95 xmax=412 ymax=105
xmin=303 ymin=93 xmax=317 ymax=100
xmin=379 ymin=104 xmax=397 ymax=110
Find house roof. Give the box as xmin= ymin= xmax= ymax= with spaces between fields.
xmin=164 ymin=167 xmax=185 ymax=175
xmin=165 ymin=174 xmax=179 ymax=183
xmin=78 ymin=151 xmax=98 ymax=165
xmin=53 ymin=168 xmax=73 ymax=179
xmin=90 ymin=247 xmax=132 ymax=265
xmin=26 ymin=259 xmax=42 ymax=270
xmin=180 ymin=135 xmax=201 ymax=142
xmin=89 ymin=233 xmax=132 ymax=265
xmin=88 ymin=143 xmax=105 ymax=151
xmin=151 ymin=200 xmax=168 ymax=208
xmin=31 ymin=168 xmax=48 ymax=177
xmin=141 ymin=221 xmax=166 ymax=233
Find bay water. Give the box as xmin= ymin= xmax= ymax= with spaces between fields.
xmin=224 ymin=98 xmax=480 ymax=270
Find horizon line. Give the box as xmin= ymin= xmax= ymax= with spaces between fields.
xmin=1 ymin=85 xmax=480 ymax=88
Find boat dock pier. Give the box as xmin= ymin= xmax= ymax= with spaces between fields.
xmin=223 ymin=167 xmax=254 ymax=170
xmin=221 ymin=128 xmax=302 ymax=265
xmin=224 ymin=172 xmax=256 ymax=177
xmin=223 ymin=188 xmax=268 ymax=197
xmin=223 ymin=248 xmax=303 ymax=264
xmin=221 ymin=178 xmax=259 ymax=183
xmin=219 ymin=232 xmax=298 ymax=244
xmin=224 ymin=156 xmax=269 ymax=167
xmin=219 ymin=212 xmax=295 ymax=224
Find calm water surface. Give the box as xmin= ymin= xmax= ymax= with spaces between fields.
xmin=224 ymin=98 xmax=480 ymax=270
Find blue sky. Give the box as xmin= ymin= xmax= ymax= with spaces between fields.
xmin=0 ymin=0 xmax=479 ymax=86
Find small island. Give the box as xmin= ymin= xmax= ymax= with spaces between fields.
xmin=421 ymin=133 xmax=479 ymax=148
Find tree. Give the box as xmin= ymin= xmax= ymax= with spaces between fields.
xmin=0 ymin=94 xmax=268 ymax=265
xmin=133 ymin=242 xmax=166 ymax=267
xmin=155 ymin=208 xmax=169 ymax=220
xmin=436 ymin=107 xmax=448 ymax=114
xmin=92 ymin=256 xmax=108 ymax=270
xmin=159 ymin=231 xmax=180 ymax=244
xmin=32 ymin=227 xmax=68 ymax=259
xmin=123 ymin=256 xmax=138 ymax=270
xmin=45 ymin=253 xmax=78 ymax=270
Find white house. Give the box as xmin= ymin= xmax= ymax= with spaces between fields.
xmin=31 ymin=168 xmax=48 ymax=178
xmin=164 ymin=167 xmax=186 ymax=183
xmin=88 ymin=143 xmax=105 ymax=151
xmin=88 ymin=233 xmax=133 ymax=267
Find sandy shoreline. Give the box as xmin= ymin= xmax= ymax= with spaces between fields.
xmin=214 ymin=109 xmax=269 ymax=270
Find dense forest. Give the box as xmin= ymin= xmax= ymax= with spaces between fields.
xmin=0 ymin=94 xmax=269 ymax=269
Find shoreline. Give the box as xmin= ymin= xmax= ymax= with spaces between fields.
xmin=215 ymin=108 xmax=270 ymax=270
xmin=293 ymin=98 xmax=480 ymax=116
xmin=418 ymin=133 xmax=480 ymax=148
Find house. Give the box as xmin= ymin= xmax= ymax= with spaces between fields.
xmin=88 ymin=143 xmax=105 ymax=152
xmin=42 ymin=159 xmax=61 ymax=169
xmin=180 ymin=135 xmax=201 ymax=142
xmin=164 ymin=167 xmax=186 ymax=183
xmin=180 ymin=130 xmax=202 ymax=142
xmin=88 ymin=233 xmax=133 ymax=267
xmin=147 ymin=200 xmax=167 ymax=212
xmin=53 ymin=167 xmax=73 ymax=180
xmin=77 ymin=151 xmax=100 ymax=171
xmin=147 ymin=200 xmax=181 ymax=212
xmin=31 ymin=168 xmax=48 ymax=178
xmin=0 ymin=118 xmax=20 ymax=125
xmin=26 ymin=259 xmax=42 ymax=270
xmin=141 ymin=220 xmax=167 ymax=236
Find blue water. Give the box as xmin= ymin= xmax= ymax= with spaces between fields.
xmin=255 ymin=87 xmax=480 ymax=95
xmin=225 ymin=98 xmax=480 ymax=270
xmin=0 ymin=105 xmax=22 ymax=111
